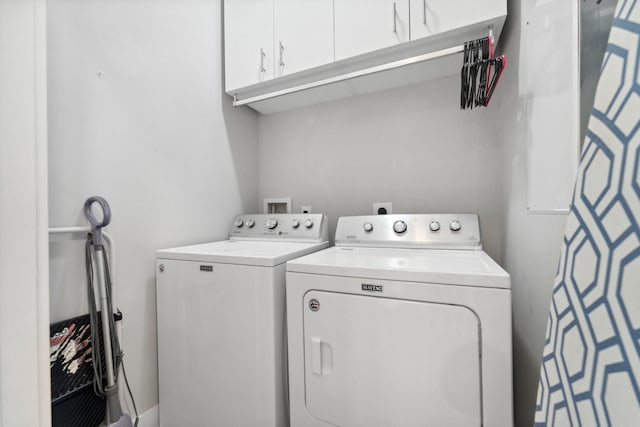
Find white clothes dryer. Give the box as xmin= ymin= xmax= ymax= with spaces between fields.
xmin=286 ymin=214 xmax=513 ymax=427
xmin=156 ymin=214 xmax=329 ymax=427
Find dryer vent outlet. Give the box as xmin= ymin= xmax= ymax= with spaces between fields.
xmin=373 ymin=202 xmax=392 ymax=215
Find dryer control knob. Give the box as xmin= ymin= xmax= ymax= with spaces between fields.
xmin=393 ymin=220 xmax=407 ymax=234
xmin=363 ymin=222 xmax=374 ymax=232
xmin=234 ymin=219 xmax=244 ymax=228
xmin=429 ymin=221 xmax=440 ymax=231
xmin=246 ymin=219 xmax=255 ymax=228
xmin=266 ymin=218 xmax=278 ymax=230
xmin=304 ymin=219 xmax=314 ymax=229
xmin=450 ymin=220 xmax=462 ymax=232
xmin=291 ymin=219 xmax=300 ymax=229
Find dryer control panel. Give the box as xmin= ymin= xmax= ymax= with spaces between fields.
xmin=334 ymin=214 xmax=481 ymax=249
xmin=229 ymin=214 xmax=329 ymax=242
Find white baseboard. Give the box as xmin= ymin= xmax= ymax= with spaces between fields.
xmin=135 ymin=404 xmax=159 ymax=427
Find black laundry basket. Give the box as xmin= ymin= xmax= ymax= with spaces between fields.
xmin=50 ymin=313 xmax=105 ymax=427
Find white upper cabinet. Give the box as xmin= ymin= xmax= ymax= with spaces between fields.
xmin=410 ymin=0 xmax=506 ymax=40
xmin=274 ymin=0 xmax=334 ymax=77
xmin=224 ymin=0 xmax=507 ymax=113
xmin=224 ymin=0 xmax=274 ymax=92
xmin=334 ymin=0 xmax=410 ymax=61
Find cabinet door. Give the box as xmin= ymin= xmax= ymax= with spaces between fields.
xmin=410 ymin=0 xmax=506 ymax=40
xmin=224 ymin=0 xmax=274 ymax=92
xmin=274 ymin=0 xmax=334 ymax=77
xmin=334 ymin=0 xmax=410 ymax=61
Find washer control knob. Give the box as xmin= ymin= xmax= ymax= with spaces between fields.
xmin=246 ymin=219 xmax=255 ymax=228
xmin=393 ymin=220 xmax=407 ymax=234
xmin=266 ymin=218 xmax=278 ymax=230
xmin=429 ymin=221 xmax=440 ymax=232
xmin=234 ymin=219 xmax=244 ymax=228
xmin=450 ymin=220 xmax=462 ymax=232
xmin=304 ymin=219 xmax=314 ymax=229
xmin=363 ymin=222 xmax=374 ymax=232
xmin=291 ymin=219 xmax=300 ymax=229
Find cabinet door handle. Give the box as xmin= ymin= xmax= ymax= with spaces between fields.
xmin=423 ymin=0 xmax=427 ymax=24
xmin=260 ymin=48 xmax=266 ymax=73
xmin=279 ymin=41 xmax=285 ymax=67
xmin=393 ymin=2 xmax=397 ymax=33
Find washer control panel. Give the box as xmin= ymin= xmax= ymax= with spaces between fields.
xmin=335 ymin=214 xmax=481 ymax=249
xmin=229 ymin=214 xmax=329 ymax=242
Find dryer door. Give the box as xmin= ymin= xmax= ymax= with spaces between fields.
xmin=303 ymin=290 xmax=482 ymax=427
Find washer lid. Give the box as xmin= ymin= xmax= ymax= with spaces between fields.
xmin=156 ymin=240 xmax=330 ymax=267
xmin=287 ymin=246 xmax=510 ymax=289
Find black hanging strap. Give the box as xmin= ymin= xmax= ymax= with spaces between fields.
xmin=460 ymin=35 xmax=505 ymax=110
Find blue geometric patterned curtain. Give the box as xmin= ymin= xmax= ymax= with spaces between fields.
xmin=534 ymin=1 xmax=640 ymax=425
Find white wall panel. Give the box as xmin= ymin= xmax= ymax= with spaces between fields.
xmin=0 ymin=1 xmax=50 ymax=425
xmin=524 ymin=0 xmax=580 ymax=213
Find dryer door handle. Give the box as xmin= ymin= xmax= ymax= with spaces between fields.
xmin=311 ymin=336 xmax=323 ymax=375
xmin=310 ymin=336 xmax=333 ymax=376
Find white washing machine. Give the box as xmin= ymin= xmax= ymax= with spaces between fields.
xmin=156 ymin=214 xmax=329 ymax=427
xmin=286 ymin=214 xmax=513 ymax=427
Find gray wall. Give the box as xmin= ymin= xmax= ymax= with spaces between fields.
xmin=258 ymin=77 xmax=505 ymax=261
xmin=47 ymin=0 xmax=259 ymax=416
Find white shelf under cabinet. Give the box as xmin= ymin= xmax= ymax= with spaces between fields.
xmin=227 ymin=18 xmax=505 ymax=115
